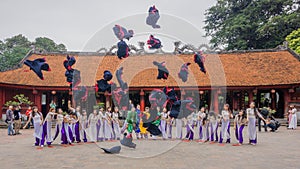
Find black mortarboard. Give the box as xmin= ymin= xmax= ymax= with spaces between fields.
xmin=178 ymin=62 xmax=191 ymax=82
xmin=194 ymin=52 xmax=206 ymax=74
xmin=116 ymin=67 xmax=128 ymax=91
xmin=147 ymin=35 xmax=162 ymax=49
xmin=117 ymin=40 xmax=129 ymax=59
xmin=63 ymin=55 xmax=76 ymax=70
xmin=113 ymin=25 xmax=134 ymax=40
xmin=96 ymin=79 xmax=111 ymax=93
xmin=120 ymin=133 xmax=136 ymax=149
xmin=101 ymin=146 xmax=121 ymax=154
xmin=24 ymin=58 xmax=51 ymax=80
xmin=103 ymin=70 xmax=113 ymax=81
xmin=153 ymin=61 xmax=169 ymax=80
xmin=146 ymin=6 xmax=160 ymax=29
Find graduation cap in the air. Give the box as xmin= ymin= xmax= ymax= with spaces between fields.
xmin=153 ymin=61 xmax=169 ymax=80
xmin=63 ymin=55 xmax=76 ymax=70
xmin=101 ymin=146 xmax=121 ymax=154
xmin=178 ymin=62 xmax=191 ymax=82
xmin=96 ymin=70 xmax=113 ymax=93
xmin=116 ymin=67 xmax=128 ymax=91
xmin=117 ymin=40 xmax=130 ymax=59
xmin=120 ymin=133 xmax=136 ymax=149
xmin=112 ymin=67 xmax=129 ymax=111
xmin=103 ymin=70 xmax=113 ymax=81
xmin=169 ymin=98 xmax=196 ymax=119
xmin=194 ymin=51 xmax=206 ymax=74
xmin=24 ymin=58 xmax=51 ymax=80
xmin=112 ymin=88 xmax=129 ymax=111
xmin=146 ymin=5 xmax=160 ymax=29
xmin=163 ymin=87 xmax=178 ymax=103
xmin=143 ymin=122 xmax=162 ymax=136
xmin=96 ymin=79 xmax=111 ymax=93
xmin=70 ymin=69 xmax=81 ymax=88
xmin=73 ymin=86 xmax=88 ymax=102
xmin=147 ymin=35 xmax=162 ymax=49
xmin=113 ymin=25 xmax=134 ymax=41
xmin=149 ymin=89 xmax=167 ymax=108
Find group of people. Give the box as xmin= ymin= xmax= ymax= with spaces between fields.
xmin=5 ymin=105 xmax=23 ymax=136
xmin=6 ymin=100 xmax=297 ymax=148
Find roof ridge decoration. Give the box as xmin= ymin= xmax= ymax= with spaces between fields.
xmin=96 ymin=41 xmax=222 ymax=56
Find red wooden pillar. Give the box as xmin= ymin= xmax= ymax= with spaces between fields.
xmin=104 ymin=91 xmax=111 ymax=109
xmin=248 ymin=90 xmax=253 ymax=105
xmin=140 ymin=89 xmax=145 ymax=111
xmin=33 ymin=90 xmax=41 ymax=111
xmin=213 ymin=89 xmax=219 ymax=114
xmin=271 ymin=92 xmax=276 ymax=110
xmin=283 ymin=89 xmax=290 ymax=119
xmin=181 ymin=89 xmax=186 ymax=100
xmin=0 ymin=87 xmax=4 ymax=119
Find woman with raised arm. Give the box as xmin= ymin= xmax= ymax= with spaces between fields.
xmin=40 ymin=108 xmax=57 ymax=147
xmin=53 ymin=108 xmax=64 ymax=142
xmin=247 ymin=102 xmax=266 ymax=145
xmin=23 ymin=106 xmax=44 ymax=147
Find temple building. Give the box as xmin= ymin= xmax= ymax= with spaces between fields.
xmin=0 ymin=46 xmax=300 ymax=119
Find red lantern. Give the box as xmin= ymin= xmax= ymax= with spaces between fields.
xmin=32 ymin=89 xmax=38 ymax=95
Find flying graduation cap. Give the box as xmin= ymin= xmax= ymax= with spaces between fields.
xmin=101 ymin=146 xmax=121 ymax=154
xmin=112 ymin=67 xmax=129 ymax=111
xmin=146 ymin=5 xmax=160 ymax=29
xmin=24 ymin=58 xmax=51 ymax=80
xmin=194 ymin=51 xmax=206 ymax=74
xmin=169 ymin=97 xmax=197 ymax=119
xmin=149 ymin=89 xmax=167 ymax=108
xmin=178 ymin=62 xmax=191 ymax=82
xmin=113 ymin=25 xmax=134 ymax=41
xmin=96 ymin=70 xmax=113 ymax=93
xmin=147 ymin=35 xmax=162 ymax=49
xmin=73 ymin=86 xmax=88 ymax=102
xmin=120 ymin=133 xmax=136 ymax=149
xmin=63 ymin=55 xmax=76 ymax=70
xmin=153 ymin=61 xmax=169 ymax=80
xmin=116 ymin=67 xmax=128 ymax=91
xmin=117 ymin=40 xmax=130 ymax=59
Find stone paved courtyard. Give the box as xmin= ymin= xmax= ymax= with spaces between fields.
xmin=0 ymin=127 xmax=299 ymax=169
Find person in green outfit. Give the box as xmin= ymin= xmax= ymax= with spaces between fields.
xmin=125 ymin=106 xmax=137 ymax=138
xmin=151 ymin=106 xmax=162 ymax=140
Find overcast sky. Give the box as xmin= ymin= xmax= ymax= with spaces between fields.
xmin=0 ymin=0 xmax=216 ymax=51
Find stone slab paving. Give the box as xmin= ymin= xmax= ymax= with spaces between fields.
xmin=0 ymin=127 xmax=299 ymax=169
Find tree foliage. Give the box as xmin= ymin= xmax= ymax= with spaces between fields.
xmin=0 ymin=34 xmax=67 ymax=71
xmin=286 ymin=28 xmax=300 ymax=54
xmin=204 ymin=0 xmax=300 ymax=50
xmin=5 ymin=94 xmax=33 ymax=107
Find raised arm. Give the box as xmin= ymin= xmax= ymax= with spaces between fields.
xmin=23 ymin=114 xmax=32 ymax=129
xmin=68 ymin=100 xmax=75 ymax=112
xmin=256 ymin=109 xmax=266 ymax=121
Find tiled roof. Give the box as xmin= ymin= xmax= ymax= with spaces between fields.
xmin=0 ymin=50 xmax=299 ymax=88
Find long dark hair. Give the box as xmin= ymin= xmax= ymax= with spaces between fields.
xmin=224 ymin=103 xmax=232 ymax=115
xmin=32 ymin=106 xmax=38 ymax=117
xmin=239 ymin=109 xmax=246 ymax=119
